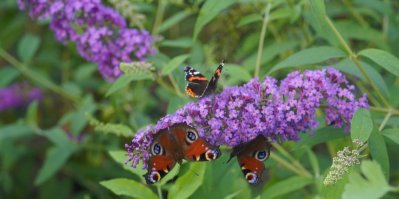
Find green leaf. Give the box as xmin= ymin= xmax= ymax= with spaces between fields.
xmin=358 ymin=48 xmax=399 ymax=77
xmin=159 ymin=11 xmax=191 ymax=33
xmin=350 ymin=108 xmax=373 ymax=143
xmin=335 ymin=22 xmax=388 ymax=50
xmin=237 ymin=14 xmax=262 ymax=27
xmin=334 ymin=58 xmax=390 ymax=98
xmin=368 ymin=130 xmax=389 ymax=178
xmin=108 ymin=150 xmax=146 ymax=178
xmin=18 ymin=34 xmax=40 ymax=63
xmin=74 ymin=64 xmax=97 ymax=81
xmin=261 ymin=176 xmax=313 ymax=199
xmin=35 ymin=129 xmax=77 ymax=185
xmin=299 ymin=127 xmax=347 ymax=147
xmin=100 ymin=178 xmax=157 ymax=199
xmin=342 ymin=160 xmax=394 ymax=199
xmin=159 ymin=164 xmax=180 ymax=186
xmin=223 ymin=64 xmax=252 ymax=85
xmin=35 ymin=145 xmax=76 ymax=185
xmin=269 ymin=7 xmax=297 ymax=22
xmin=193 ymin=0 xmax=238 ymax=40
xmin=243 ymin=41 xmax=299 ymax=70
xmin=105 ymin=62 xmax=155 ymax=96
xmin=305 ymin=0 xmax=339 ymax=45
xmin=381 ymin=128 xmax=399 ymax=145
xmin=306 ymin=148 xmax=320 ymax=177
xmin=224 ymin=191 xmax=242 ymax=199
xmin=0 ymin=67 xmax=19 ymax=87
xmin=105 ymin=74 xmax=151 ymax=97
xmin=160 ymin=38 xmax=194 ymax=48
xmin=43 ymin=128 xmax=70 ymax=146
xmin=0 ymin=124 xmax=34 ymax=140
xmin=162 ymin=54 xmax=189 ymax=75
xmin=269 ymin=46 xmax=346 ymax=73
xmin=70 ymin=95 xmax=96 ymax=136
xmin=167 ymin=97 xmax=185 ymax=114
xmin=168 ymin=163 xmax=206 ymax=199
xmin=26 ymin=101 xmax=39 ymax=127
xmin=88 ymin=115 xmax=133 ymax=137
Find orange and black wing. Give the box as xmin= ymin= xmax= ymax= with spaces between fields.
xmin=143 ymin=130 xmax=177 ymax=184
xmin=203 ymin=61 xmax=224 ymax=97
xmin=184 ymin=67 xmax=209 ymax=97
xmin=171 ymin=123 xmax=221 ymax=162
xmin=184 ymin=61 xmax=224 ymax=98
xmin=228 ymin=135 xmax=271 ymax=185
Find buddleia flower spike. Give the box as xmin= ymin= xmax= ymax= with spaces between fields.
xmin=126 ymin=68 xmax=368 ymax=169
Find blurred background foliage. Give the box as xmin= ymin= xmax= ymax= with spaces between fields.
xmin=1 ymin=0 xmax=399 ymax=198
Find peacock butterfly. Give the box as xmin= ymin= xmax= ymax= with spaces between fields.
xmin=184 ymin=60 xmax=224 ymax=98
xmin=144 ymin=123 xmax=221 ymax=184
xmin=227 ymin=135 xmax=272 ymax=185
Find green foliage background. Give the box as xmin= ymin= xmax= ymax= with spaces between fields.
xmin=1 ymin=0 xmax=399 ymax=198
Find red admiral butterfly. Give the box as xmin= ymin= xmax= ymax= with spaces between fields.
xmin=144 ymin=123 xmax=221 ymax=184
xmin=227 ymin=135 xmax=272 ymax=185
xmin=184 ymin=60 xmax=224 ymax=98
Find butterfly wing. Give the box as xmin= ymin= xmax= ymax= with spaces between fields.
xmin=144 ymin=130 xmax=178 ymax=184
xmin=144 ymin=155 xmax=176 ymax=184
xmin=231 ymin=135 xmax=271 ymax=185
xmin=203 ymin=61 xmax=224 ymax=96
xmin=184 ymin=138 xmax=221 ymax=161
xmin=171 ymin=123 xmax=221 ymax=162
xmin=184 ymin=67 xmax=209 ymax=98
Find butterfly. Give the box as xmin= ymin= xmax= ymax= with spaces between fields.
xmin=144 ymin=123 xmax=221 ymax=184
xmin=227 ymin=135 xmax=272 ymax=185
xmin=184 ymin=60 xmax=224 ymax=98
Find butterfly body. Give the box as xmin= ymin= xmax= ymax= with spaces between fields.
xmin=184 ymin=61 xmax=224 ymax=98
xmin=144 ymin=123 xmax=221 ymax=184
xmin=228 ymin=135 xmax=271 ymax=185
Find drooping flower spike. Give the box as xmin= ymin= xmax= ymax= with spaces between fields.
xmin=126 ymin=68 xmax=368 ymax=169
xmin=18 ymin=0 xmax=155 ymax=81
xmin=0 ymin=82 xmax=43 ymax=112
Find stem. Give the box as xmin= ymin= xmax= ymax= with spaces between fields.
xmin=325 ymin=17 xmax=391 ymax=108
xmin=0 ymin=48 xmax=80 ymax=104
xmin=358 ymin=143 xmax=368 ymax=153
xmin=156 ymin=77 xmax=179 ymax=95
xmin=379 ymin=111 xmax=392 ymax=131
xmin=152 ymin=0 xmax=167 ymax=36
xmin=342 ymin=0 xmax=368 ymax=27
xmin=355 ymin=81 xmax=381 ymax=107
xmin=355 ymin=108 xmax=394 ymax=158
xmin=352 ymin=58 xmax=391 ymax=107
xmin=382 ymin=15 xmax=389 ymax=40
xmin=157 ymin=185 xmax=163 ymax=199
xmin=272 ymin=143 xmax=313 ymax=177
xmin=370 ymin=106 xmax=399 ymax=115
xmin=325 ymin=17 xmax=354 ymax=55
xmin=270 ymin=153 xmax=312 ymax=178
xmin=254 ymin=2 xmax=272 ymax=78
xmin=168 ymin=74 xmax=184 ymax=97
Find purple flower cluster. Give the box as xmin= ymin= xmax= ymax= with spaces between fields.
xmin=18 ymin=0 xmax=155 ymax=81
xmin=126 ymin=68 xmax=368 ymax=168
xmin=0 ymin=82 xmax=43 ymax=111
